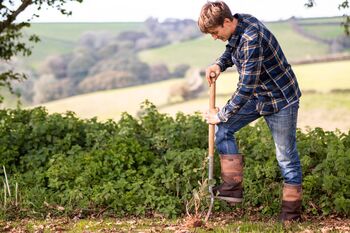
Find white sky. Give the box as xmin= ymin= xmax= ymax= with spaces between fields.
xmin=18 ymin=0 xmax=349 ymax=23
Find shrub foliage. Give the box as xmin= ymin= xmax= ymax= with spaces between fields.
xmin=0 ymin=101 xmax=349 ymax=219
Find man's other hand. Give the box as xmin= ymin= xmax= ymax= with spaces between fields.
xmin=203 ymin=107 xmax=220 ymax=124
xmin=205 ymin=64 xmax=221 ymax=85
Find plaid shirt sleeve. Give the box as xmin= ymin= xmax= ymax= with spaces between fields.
xmin=217 ymin=36 xmax=263 ymax=122
xmin=215 ymin=45 xmax=234 ymax=72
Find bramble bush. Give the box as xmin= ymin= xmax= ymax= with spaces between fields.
xmin=0 ymin=101 xmax=349 ymax=219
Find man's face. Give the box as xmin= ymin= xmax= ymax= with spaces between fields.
xmin=208 ymin=19 xmax=234 ymax=42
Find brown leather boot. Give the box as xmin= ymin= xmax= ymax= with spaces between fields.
xmin=280 ymin=183 xmax=302 ymax=222
xmin=212 ymin=154 xmax=243 ymax=205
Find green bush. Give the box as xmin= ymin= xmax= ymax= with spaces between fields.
xmin=0 ymin=101 xmax=349 ymax=219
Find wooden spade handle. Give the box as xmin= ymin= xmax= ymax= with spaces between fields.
xmin=208 ymin=72 xmax=216 ymax=181
xmin=208 ymin=86 xmax=216 ymax=156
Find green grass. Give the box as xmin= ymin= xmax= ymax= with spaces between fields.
xmin=262 ymin=22 xmax=329 ymax=61
xmin=139 ymin=35 xmax=224 ymax=70
xmin=300 ymin=24 xmax=344 ymax=40
xmin=21 ymin=36 xmax=76 ymax=69
xmin=24 ymin=22 xmax=144 ymax=42
xmin=296 ymin=16 xmax=344 ymax=24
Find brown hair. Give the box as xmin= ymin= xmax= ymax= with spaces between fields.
xmin=198 ymin=1 xmax=233 ymax=33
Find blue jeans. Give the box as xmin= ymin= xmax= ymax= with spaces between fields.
xmin=215 ymin=98 xmax=302 ymax=185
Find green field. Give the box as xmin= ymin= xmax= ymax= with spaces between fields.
xmin=139 ymin=21 xmax=331 ymax=69
xmin=25 ymin=22 xmax=144 ymax=42
xmin=296 ymin=17 xmax=345 ymax=40
xmin=297 ymin=16 xmax=343 ymax=24
xmin=301 ymin=24 xmax=345 ymax=39
xmin=21 ymin=22 xmax=144 ymax=68
xmin=266 ymin=22 xmax=329 ymax=60
xmin=17 ymin=17 xmax=345 ymax=70
xmin=139 ymin=35 xmax=223 ymax=70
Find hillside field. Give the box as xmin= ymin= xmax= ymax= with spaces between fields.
xmin=22 ymin=22 xmax=144 ymax=69
xmin=139 ymin=21 xmax=337 ymax=68
xmin=35 ymin=60 xmax=350 ymax=131
xmin=20 ymin=17 xmax=345 ymax=70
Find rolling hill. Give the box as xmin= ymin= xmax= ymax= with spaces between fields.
xmin=34 ymin=60 xmax=350 ymax=131
xmin=22 ymin=22 xmax=144 ymax=69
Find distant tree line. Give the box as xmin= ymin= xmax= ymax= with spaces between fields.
xmin=8 ymin=18 xmax=199 ymax=104
xmin=0 ymin=0 xmax=84 ymax=104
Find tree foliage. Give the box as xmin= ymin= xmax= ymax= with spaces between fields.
xmin=305 ymin=0 xmax=350 ymax=35
xmin=0 ymin=0 xmax=83 ymax=103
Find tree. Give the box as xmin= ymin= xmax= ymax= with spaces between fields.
xmin=305 ymin=0 xmax=350 ymax=35
xmin=0 ymin=0 xmax=83 ymax=103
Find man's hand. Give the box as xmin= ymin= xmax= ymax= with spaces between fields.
xmin=205 ymin=64 xmax=221 ymax=85
xmin=204 ymin=107 xmax=221 ymax=125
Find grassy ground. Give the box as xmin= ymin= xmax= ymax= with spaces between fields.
xmin=1 ymin=214 xmax=349 ymax=232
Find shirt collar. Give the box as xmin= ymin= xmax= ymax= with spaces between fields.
xmin=227 ymin=13 xmax=244 ymax=48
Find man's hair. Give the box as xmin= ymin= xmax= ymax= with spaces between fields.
xmin=198 ymin=1 xmax=233 ymax=33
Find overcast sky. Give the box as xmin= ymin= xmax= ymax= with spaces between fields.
xmin=18 ymin=0 xmax=349 ymax=23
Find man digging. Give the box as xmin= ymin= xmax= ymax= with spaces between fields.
xmin=199 ymin=1 xmax=303 ymax=222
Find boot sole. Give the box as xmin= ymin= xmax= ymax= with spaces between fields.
xmin=215 ymin=196 xmax=243 ymax=204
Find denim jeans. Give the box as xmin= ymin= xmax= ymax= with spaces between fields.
xmin=215 ymin=98 xmax=302 ymax=185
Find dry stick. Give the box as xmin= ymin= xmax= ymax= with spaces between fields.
xmin=15 ymin=182 xmax=18 ymax=206
xmin=3 ymin=166 xmax=11 ymax=197
xmin=3 ymin=181 xmax=6 ymax=208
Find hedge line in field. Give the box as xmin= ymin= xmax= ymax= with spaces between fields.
xmin=0 ymin=101 xmax=349 ymax=219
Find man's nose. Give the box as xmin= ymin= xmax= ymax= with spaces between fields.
xmin=211 ymin=34 xmax=218 ymax=40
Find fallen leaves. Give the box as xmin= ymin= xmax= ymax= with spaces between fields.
xmin=0 ymin=214 xmax=349 ymax=233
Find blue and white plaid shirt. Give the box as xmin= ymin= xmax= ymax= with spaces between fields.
xmin=216 ymin=14 xmax=301 ymax=122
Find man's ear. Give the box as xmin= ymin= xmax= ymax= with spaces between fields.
xmin=223 ymin=18 xmax=233 ymax=23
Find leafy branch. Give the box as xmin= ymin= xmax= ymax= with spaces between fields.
xmin=0 ymin=0 xmax=84 ymax=103
xmin=305 ymin=0 xmax=350 ymax=35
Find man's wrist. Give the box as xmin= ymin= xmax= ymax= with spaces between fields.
xmin=214 ymin=60 xmax=225 ymax=72
xmin=216 ymin=112 xmax=226 ymax=123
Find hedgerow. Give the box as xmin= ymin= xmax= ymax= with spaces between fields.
xmin=0 ymin=101 xmax=349 ymax=219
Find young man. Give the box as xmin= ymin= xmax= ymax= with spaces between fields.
xmin=198 ymin=1 xmax=302 ymax=222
